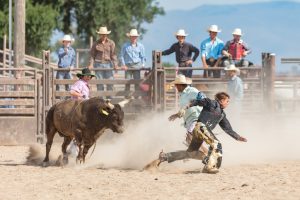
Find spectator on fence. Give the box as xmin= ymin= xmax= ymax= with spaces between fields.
xmin=222 ymin=28 xmax=252 ymax=68
xmin=162 ymin=29 xmax=199 ymax=78
xmin=200 ymin=25 xmax=224 ymax=78
xmin=222 ymin=28 xmax=252 ymax=78
xmin=88 ymin=26 xmax=118 ymax=95
xmin=119 ymin=29 xmax=146 ymax=96
xmin=70 ymin=68 xmax=95 ymax=100
xmin=56 ymin=34 xmax=76 ymax=91
xmin=224 ymin=64 xmax=243 ymax=104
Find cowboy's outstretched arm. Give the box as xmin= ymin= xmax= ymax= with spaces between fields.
xmin=168 ymin=109 xmax=185 ymax=121
xmin=219 ymin=117 xmax=247 ymax=142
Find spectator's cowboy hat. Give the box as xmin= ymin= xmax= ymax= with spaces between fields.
xmin=207 ymin=25 xmax=221 ymax=33
xmin=96 ymin=26 xmax=111 ymax=34
xmin=76 ymin=68 xmax=95 ymax=78
xmin=126 ymin=29 xmax=140 ymax=37
xmin=232 ymin=28 xmax=243 ymax=36
xmin=171 ymin=74 xmax=192 ymax=85
xmin=61 ymin=35 xmax=74 ymax=43
xmin=174 ymin=29 xmax=188 ymax=37
xmin=224 ymin=64 xmax=240 ymax=72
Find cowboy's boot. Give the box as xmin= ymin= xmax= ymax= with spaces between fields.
xmin=202 ymin=142 xmax=223 ymax=173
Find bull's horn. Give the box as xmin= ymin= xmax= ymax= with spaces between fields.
xmin=107 ymin=102 xmax=115 ymax=109
xmin=118 ymin=99 xmax=130 ymax=108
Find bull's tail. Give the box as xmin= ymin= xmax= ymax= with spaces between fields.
xmin=46 ymin=105 xmax=56 ymax=135
xmin=43 ymin=105 xmax=57 ymax=164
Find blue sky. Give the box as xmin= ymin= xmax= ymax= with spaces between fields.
xmin=159 ymin=0 xmax=300 ymax=10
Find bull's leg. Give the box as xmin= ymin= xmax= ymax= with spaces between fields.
xmin=43 ymin=126 xmax=57 ymax=166
xmin=82 ymin=144 xmax=93 ymax=163
xmin=76 ymin=143 xmax=84 ymax=164
xmin=74 ymin=129 xmax=84 ymax=164
xmin=61 ymin=137 xmax=72 ymax=165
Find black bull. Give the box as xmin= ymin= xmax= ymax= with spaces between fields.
xmin=43 ymin=97 xmax=124 ymax=166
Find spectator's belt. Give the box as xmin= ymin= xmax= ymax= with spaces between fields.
xmin=58 ymin=66 xmax=70 ymax=68
xmin=94 ymin=59 xmax=111 ymax=64
xmin=179 ymin=60 xmax=189 ymax=63
xmin=126 ymin=62 xmax=141 ymax=66
xmin=207 ymin=58 xmax=216 ymax=62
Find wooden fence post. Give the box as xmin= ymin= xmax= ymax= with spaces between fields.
xmin=152 ymin=50 xmax=164 ymax=111
xmin=13 ymin=0 xmax=26 ymax=69
xmin=262 ymin=52 xmax=275 ymax=112
xmin=39 ymin=50 xmax=52 ymax=143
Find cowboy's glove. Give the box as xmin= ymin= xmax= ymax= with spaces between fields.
xmin=177 ymin=109 xmax=185 ymax=118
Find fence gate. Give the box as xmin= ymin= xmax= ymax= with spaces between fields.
xmin=0 ymin=67 xmax=43 ymax=143
xmin=0 ymin=49 xmax=279 ymax=144
xmin=152 ymin=51 xmax=276 ymax=114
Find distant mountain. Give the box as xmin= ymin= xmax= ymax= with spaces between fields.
xmin=141 ymin=1 xmax=300 ymax=72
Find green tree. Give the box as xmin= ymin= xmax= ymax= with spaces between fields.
xmin=74 ymin=0 xmax=164 ymax=47
xmin=26 ymin=1 xmax=59 ymax=56
xmin=0 ymin=0 xmax=59 ymax=57
xmin=33 ymin=0 xmax=164 ymax=48
xmin=1 ymin=0 xmax=164 ymax=60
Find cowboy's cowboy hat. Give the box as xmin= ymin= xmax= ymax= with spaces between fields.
xmin=224 ymin=64 xmax=240 ymax=72
xmin=171 ymin=74 xmax=192 ymax=85
xmin=96 ymin=26 xmax=111 ymax=34
xmin=174 ymin=29 xmax=188 ymax=37
xmin=61 ymin=35 xmax=74 ymax=43
xmin=76 ymin=68 xmax=95 ymax=78
xmin=207 ymin=25 xmax=221 ymax=33
xmin=232 ymin=28 xmax=243 ymax=36
xmin=126 ymin=29 xmax=140 ymax=37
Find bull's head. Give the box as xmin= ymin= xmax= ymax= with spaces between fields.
xmin=98 ymin=100 xmax=125 ymax=134
xmin=98 ymin=99 xmax=131 ymax=133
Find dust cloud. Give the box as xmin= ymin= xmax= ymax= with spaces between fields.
xmin=27 ymin=107 xmax=300 ymax=170
xmin=84 ymin=109 xmax=300 ymax=170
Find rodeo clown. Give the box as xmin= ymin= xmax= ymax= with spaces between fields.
xmin=167 ymin=75 xmax=208 ymax=153
xmin=158 ymin=91 xmax=247 ymax=173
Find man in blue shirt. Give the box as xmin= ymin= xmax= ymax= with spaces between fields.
xmin=120 ymin=29 xmax=146 ymax=94
xmin=225 ymin=64 xmax=244 ymax=115
xmin=200 ymin=25 xmax=224 ymax=78
xmin=56 ymin=35 xmax=76 ymax=91
xmin=225 ymin=64 xmax=244 ymax=102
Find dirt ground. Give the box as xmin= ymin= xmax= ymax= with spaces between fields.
xmin=0 ymin=145 xmax=299 ymax=200
xmin=0 ymin=113 xmax=300 ymax=200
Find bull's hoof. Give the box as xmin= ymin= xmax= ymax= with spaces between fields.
xmin=42 ymin=161 xmax=49 ymax=167
xmin=55 ymin=155 xmax=64 ymax=166
xmin=202 ymin=166 xmax=219 ymax=174
xmin=63 ymin=155 xmax=69 ymax=165
xmin=76 ymin=157 xmax=84 ymax=164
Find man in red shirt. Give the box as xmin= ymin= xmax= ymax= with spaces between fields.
xmin=222 ymin=28 xmax=252 ymax=68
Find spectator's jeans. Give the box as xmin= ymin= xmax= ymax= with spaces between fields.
xmin=223 ymin=59 xmax=249 ymax=68
xmin=94 ymin=62 xmax=114 ymax=91
xmin=178 ymin=62 xmax=193 ymax=78
xmin=56 ymin=69 xmax=72 ymax=91
xmin=125 ymin=64 xmax=141 ymax=91
xmin=204 ymin=58 xmax=222 ymax=78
